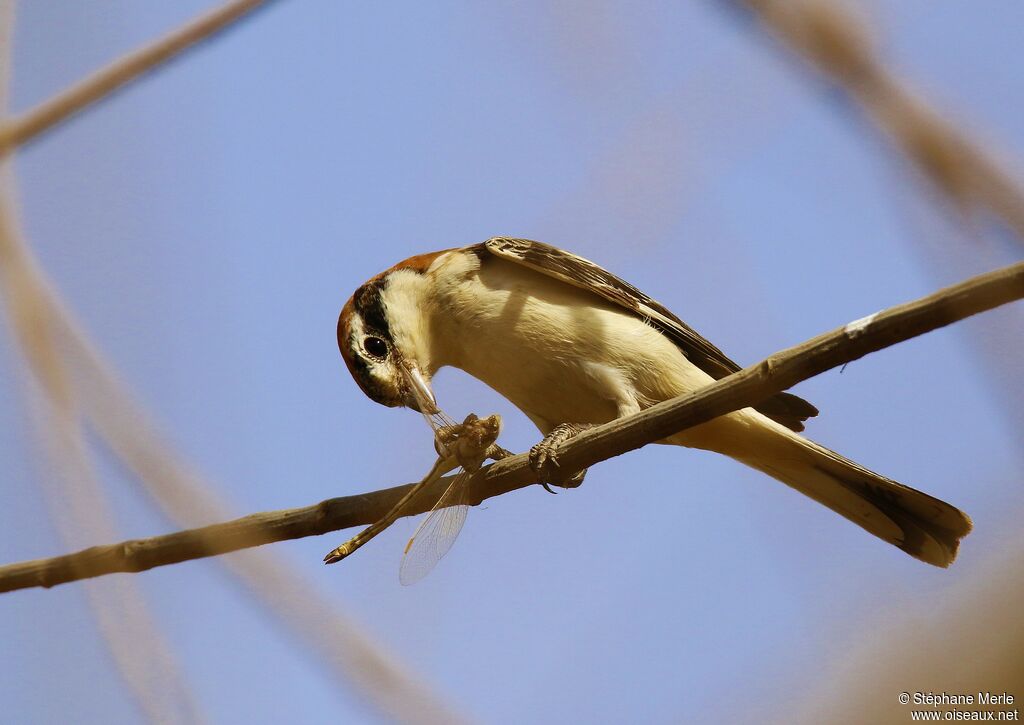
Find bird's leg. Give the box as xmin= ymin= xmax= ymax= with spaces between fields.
xmin=530 ymin=423 xmax=594 ymax=492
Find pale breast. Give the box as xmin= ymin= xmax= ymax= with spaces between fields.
xmin=433 ymin=255 xmax=714 ymax=431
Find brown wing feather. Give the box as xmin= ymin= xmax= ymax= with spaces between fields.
xmin=482 ymin=237 xmax=818 ymax=432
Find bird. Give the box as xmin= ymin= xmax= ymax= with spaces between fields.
xmin=337 ymin=237 xmax=972 ymax=567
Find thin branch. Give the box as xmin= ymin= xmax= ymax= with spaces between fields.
xmin=1 ymin=7 xmax=460 ymax=716
xmin=3 ymin=259 xmax=1020 ymax=594
xmin=47 ymin=315 xmax=467 ymax=724
xmin=0 ymin=0 xmax=273 ymax=154
xmin=5 ymin=237 xmax=466 ymax=725
xmin=731 ymin=0 xmax=1024 ymax=241
xmin=0 ymin=130 xmax=467 ymax=725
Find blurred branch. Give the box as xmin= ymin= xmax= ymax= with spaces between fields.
xmin=0 ymin=1 xmax=466 ymax=721
xmin=0 ymin=200 xmax=202 ymax=724
xmin=0 ymin=2 xmax=201 ymax=720
xmin=731 ymin=0 xmax=1024 ymax=241
xmin=34 ymin=299 xmax=467 ymax=724
xmin=0 ymin=167 xmax=467 ymax=725
xmin=0 ymin=0 xmax=273 ymax=154
xmin=787 ymin=530 xmax=1024 ymax=724
xmin=3 ymin=259 xmax=1021 ymax=593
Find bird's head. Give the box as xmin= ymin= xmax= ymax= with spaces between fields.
xmin=337 ymin=251 xmax=452 ymax=414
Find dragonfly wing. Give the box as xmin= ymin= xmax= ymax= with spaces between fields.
xmin=399 ymin=471 xmax=471 ymax=585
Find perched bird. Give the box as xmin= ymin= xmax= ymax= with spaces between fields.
xmin=337 ymin=237 xmax=972 ymax=567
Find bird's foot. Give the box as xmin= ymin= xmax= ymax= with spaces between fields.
xmin=530 ymin=423 xmax=593 ymax=493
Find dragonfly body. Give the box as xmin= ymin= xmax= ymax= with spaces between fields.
xmin=324 ymin=413 xmax=506 ymax=584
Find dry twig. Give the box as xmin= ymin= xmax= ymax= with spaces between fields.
xmin=733 ymin=0 xmax=1024 ymax=240
xmin=0 ymin=137 xmax=467 ymax=725
xmin=0 ymin=0 xmax=273 ymax=154
xmin=3 ymin=259 xmax=1020 ymax=593
xmin=0 ymin=2 xmax=464 ymax=721
xmin=0 ymin=3 xmax=200 ymax=719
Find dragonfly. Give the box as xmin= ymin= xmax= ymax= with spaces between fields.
xmin=323 ymin=408 xmax=509 ymax=584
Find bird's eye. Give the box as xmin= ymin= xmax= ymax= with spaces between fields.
xmin=363 ymin=336 xmax=388 ymax=358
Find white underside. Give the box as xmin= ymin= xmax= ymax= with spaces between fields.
xmin=426 ymin=252 xmax=769 ymax=452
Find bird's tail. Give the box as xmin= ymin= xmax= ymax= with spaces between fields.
xmin=679 ymin=413 xmax=973 ymax=567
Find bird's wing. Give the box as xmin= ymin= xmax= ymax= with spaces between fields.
xmin=482 ymin=237 xmax=818 ymax=432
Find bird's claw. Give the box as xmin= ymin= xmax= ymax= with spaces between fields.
xmin=529 ymin=439 xmax=559 ymax=476
xmin=530 ymin=423 xmax=591 ymax=491
xmin=561 ymin=467 xmax=587 ymax=489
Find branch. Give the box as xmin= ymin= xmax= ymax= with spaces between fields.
xmin=2 ymin=260 xmax=1021 ymax=593
xmin=731 ymin=0 xmax=1024 ymax=241
xmin=0 ymin=0 xmax=273 ymax=154
xmin=1 ymin=4 xmax=470 ymax=717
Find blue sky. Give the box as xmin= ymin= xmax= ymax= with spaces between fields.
xmin=1 ymin=2 xmax=1022 ymax=723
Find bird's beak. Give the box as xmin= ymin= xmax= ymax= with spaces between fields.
xmin=402 ymin=362 xmax=438 ymax=415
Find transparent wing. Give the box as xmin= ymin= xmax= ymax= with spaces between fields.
xmin=399 ymin=469 xmax=471 ymax=586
